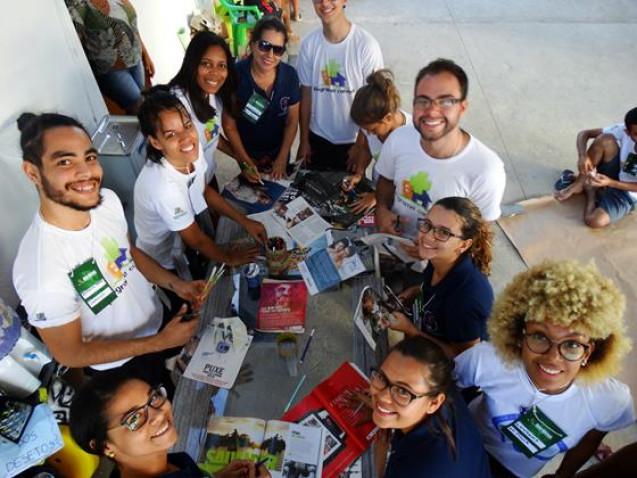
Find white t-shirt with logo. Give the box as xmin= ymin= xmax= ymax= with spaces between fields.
xmin=134 ymin=154 xmax=208 ymax=269
xmin=13 ymin=189 xmax=162 ymax=370
xmin=173 ymin=86 xmax=223 ymax=184
xmin=297 ymin=24 xmax=384 ymax=144
xmin=603 ymin=123 xmax=637 ymax=200
xmin=363 ymin=110 xmax=412 ymax=183
xmin=455 ymin=342 xmax=635 ymax=478
xmin=375 ymin=125 xmax=506 ymax=236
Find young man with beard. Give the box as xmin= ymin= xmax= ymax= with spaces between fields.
xmin=296 ymin=0 xmax=383 ymax=171
xmin=12 ymin=113 xmax=202 ymax=390
xmin=375 ymin=59 xmax=506 ymax=239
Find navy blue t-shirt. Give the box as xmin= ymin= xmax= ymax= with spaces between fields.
xmin=384 ymin=387 xmax=492 ymax=478
xmin=417 ymin=254 xmax=493 ymax=343
xmin=234 ymin=58 xmax=300 ymax=159
xmin=110 ymin=452 xmax=207 ymax=477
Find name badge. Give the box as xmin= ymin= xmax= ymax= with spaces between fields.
xmin=241 ymin=91 xmax=270 ymax=124
xmin=501 ymin=405 xmax=567 ymax=458
xmin=68 ymin=258 xmax=117 ymax=314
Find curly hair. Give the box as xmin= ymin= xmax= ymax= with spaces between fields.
xmin=488 ymin=260 xmax=631 ymax=383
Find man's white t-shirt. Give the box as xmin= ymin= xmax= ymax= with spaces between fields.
xmin=297 ymin=24 xmax=384 ymax=144
xmin=173 ymin=86 xmax=223 ymax=184
xmin=455 ymin=342 xmax=635 ymax=478
xmin=134 ymin=154 xmax=208 ymax=270
xmin=375 ymin=125 xmax=506 ymax=236
xmin=603 ymin=123 xmax=637 ymax=200
xmin=13 ymin=189 xmax=162 ymax=370
xmin=363 ymin=110 xmax=412 ymax=183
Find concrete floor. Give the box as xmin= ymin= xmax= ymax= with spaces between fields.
xmin=212 ymin=0 xmax=637 ymax=475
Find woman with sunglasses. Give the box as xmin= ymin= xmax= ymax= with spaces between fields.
xmin=455 ymin=260 xmax=634 ymax=478
xmin=70 ymin=370 xmax=270 ymax=477
xmin=169 ymin=31 xmax=237 ymax=188
xmin=388 ymin=197 xmax=494 ymax=357
xmin=369 ymin=335 xmax=491 ymax=477
xmin=222 ymin=16 xmax=300 ymax=181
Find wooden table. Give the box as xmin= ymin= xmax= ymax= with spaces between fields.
xmin=171 ymin=218 xmax=385 ymax=478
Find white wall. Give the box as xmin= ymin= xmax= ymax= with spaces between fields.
xmin=0 ymin=0 xmax=108 ymax=307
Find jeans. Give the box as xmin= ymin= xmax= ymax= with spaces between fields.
xmin=95 ymin=62 xmax=145 ymax=111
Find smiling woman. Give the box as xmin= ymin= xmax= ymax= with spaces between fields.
xmin=455 ymin=260 xmax=635 ymax=478
xmin=70 ymin=370 xmax=269 ymax=477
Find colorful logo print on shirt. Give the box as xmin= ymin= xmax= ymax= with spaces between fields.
xmin=321 ymin=60 xmax=347 ymax=89
xmin=623 ymin=152 xmax=637 ymax=176
xmin=401 ymin=171 xmax=432 ymax=209
xmin=204 ymin=115 xmax=220 ymax=143
xmin=101 ymin=237 xmax=129 ymax=282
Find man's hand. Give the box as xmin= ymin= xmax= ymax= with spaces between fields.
xmin=243 ymin=219 xmax=267 ymax=245
xmin=586 ymin=172 xmax=613 ymax=188
xmin=173 ymin=279 xmax=206 ymax=310
xmin=240 ymin=160 xmax=262 ymax=184
xmin=224 ymin=244 xmax=260 ymax=266
xmin=578 ymin=155 xmax=594 ymax=175
xmin=387 ymin=311 xmax=419 ymax=337
xmin=157 ymin=305 xmax=199 ymax=349
xmin=296 ymin=139 xmax=312 ymax=165
xmin=351 ymin=192 xmax=377 ymax=215
xmin=376 ymin=208 xmax=400 ymax=235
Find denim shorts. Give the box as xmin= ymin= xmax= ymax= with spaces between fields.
xmin=596 ymin=154 xmax=636 ymax=222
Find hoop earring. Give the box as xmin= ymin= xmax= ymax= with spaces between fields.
xmin=105 ymin=450 xmax=116 ymax=459
xmin=581 ymin=360 xmax=587 ymax=367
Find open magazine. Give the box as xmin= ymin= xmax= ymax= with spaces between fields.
xmin=291 ymin=171 xmax=374 ymax=229
xmin=297 ymin=233 xmax=368 ymax=295
xmin=354 ymin=286 xmax=410 ymax=352
xmin=256 ymin=279 xmax=308 ymax=333
xmin=282 ymin=362 xmax=378 ymax=478
xmin=182 ymin=317 xmax=252 ymax=389
xmin=199 ymin=416 xmax=323 ymax=478
xmin=222 ymin=177 xmax=287 ymax=214
xmin=272 ymin=196 xmax=331 ymax=247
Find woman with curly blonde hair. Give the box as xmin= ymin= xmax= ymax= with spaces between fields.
xmin=455 ymin=260 xmax=634 ymax=478
xmin=389 ymin=197 xmax=494 ymax=357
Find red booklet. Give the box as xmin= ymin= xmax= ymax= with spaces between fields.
xmin=256 ymin=279 xmax=308 ymax=333
xmin=282 ymin=362 xmax=379 ymax=477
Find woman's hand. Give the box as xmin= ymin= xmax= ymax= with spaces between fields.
xmin=398 ymin=285 xmax=420 ymax=305
xmin=271 ymin=157 xmax=287 ymax=180
xmin=399 ymin=240 xmax=422 ymax=260
xmin=387 ymin=311 xmax=420 ymax=337
xmin=223 ymin=244 xmax=260 ymax=266
xmin=173 ymin=279 xmax=206 ymax=309
xmin=296 ymin=139 xmax=312 ymax=165
xmin=240 ymin=160 xmax=262 ymax=184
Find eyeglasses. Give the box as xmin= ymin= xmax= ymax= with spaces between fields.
xmin=413 ymin=96 xmax=463 ymax=110
xmin=256 ymin=40 xmax=286 ymax=57
xmin=370 ymin=368 xmax=430 ymax=407
xmin=523 ymin=331 xmax=590 ymax=362
xmin=109 ymin=386 xmax=168 ymax=432
xmin=417 ymin=218 xmax=464 ymax=242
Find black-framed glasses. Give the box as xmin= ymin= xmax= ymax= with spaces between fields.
xmin=413 ymin=96 xmax=463 ymax=110
xmin=257 ymin=40 xmax=286 ymax=57
xmin=417 ymin=218 xmax=464 ymax=242
xmin=523 ymin=331 xmax=590 ymax=362
xmin=370 ymin=368 xmax=430 ymax=407
xmin=109 ymin=385 xmax=168 ymax=432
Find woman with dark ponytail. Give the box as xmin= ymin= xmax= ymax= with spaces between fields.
xmin=342 ymin=69 xmax=410 ymax=213
xmin=389 ymin=197 xmax=494 ymax=357
xmin=370 ymin=335 xmax=491 ymax=478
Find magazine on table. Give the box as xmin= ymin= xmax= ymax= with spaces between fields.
xmin=222 ymin=176 xmax=287 ymax=214
xmin=297 ymin=232 xmax=368 ymax=295
xmin=271 ymin=196 xmax=331 ymax=247
xmin=359 ymin=233 xmax=416 ymax=263
xmin=291 ymin=171 xmax=375 ymax=229
xmin=282 ymin=362 xmax=378 ymax=478
xmin=256 ymin=279 xmax=308 ymax=333
xmin=199 ymin=416 xmax=323 ymax=478
xmin=182 ymin=317 xmax=252 ymax=389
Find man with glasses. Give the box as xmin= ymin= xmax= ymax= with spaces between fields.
xmin=296 ymin=0 xmax=383 ymax=171
xmin=375 ymin=58 xmax=506 ymax=239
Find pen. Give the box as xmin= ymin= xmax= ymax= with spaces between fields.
xmin=283 ymin=374 xmax=306 ymax=412
xmin=255 ymin=458 xmax=269 ymax=469
xmin=299 ymin=328 xmax=315 ymax=364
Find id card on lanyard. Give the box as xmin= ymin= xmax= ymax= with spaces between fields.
xmin=241 ymin=91 xmax=270 ymax=124
xmin=501 ymin=405 xmax=567 ymax=458
xmin=68 ymin=258 xmax=117 ymax=314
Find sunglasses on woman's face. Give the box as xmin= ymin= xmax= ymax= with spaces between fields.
xmin=257 ymin=40 xmax=286 ymax=57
